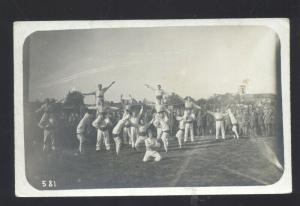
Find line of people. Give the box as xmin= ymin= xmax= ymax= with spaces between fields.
xmin=36 ymin=83 xmax=276 ymax=162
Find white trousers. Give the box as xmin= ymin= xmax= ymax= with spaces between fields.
xmin=161 ymin=131 xmax=169 ymax=152
xmin=157 ymin=128 xmax=162 ymax=140
xmin=176 ymin=129 xmax=184 ymax=148
xmin=123 ymin=127 xmax=130 ymax=145
xmin=232 ymin=124 xmax=239 ymax=139
xmin=43 ymin=129 xmax=55 ymax=151
xmin=96 ymin=129 xmax=110 ymax=150
xmin=113 ymin=136 xmax=122 ymax=155
xmin=77 ymin=133 xmax=86 ymax=153
xmin=143 ymin=151 xmax=161 ymax=162
xmin=130 ymin=127 xmax=138 ymax=148
xmin=216 ymin=120 xmax=225 ymax=139
xmin=184 ymin=123 xmax=194 ymax=142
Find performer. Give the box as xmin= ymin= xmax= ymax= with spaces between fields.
xmin=183 ymin=109 xmax=196 ymax=143
xmin=207 ymin=108 xmax=227 ymax=140
xmin=38 ymin=107 xmax=59 ymax=152
xmin=143 ymin=126 xmax=162 ymax=162
xmin=134 ymin=118 xmax=155 ymax=150
xmin=182 ymin=97 xmax=201 ymax=142
xmin=120 ymin=98 xmax=131 ymax=145
xmin=112 ymin=111 xmax=131 ymax=155
xmin=92 ymin=106 xmax=112 ymax=151
xmin=35 ymin=98 xmax=51 ymax=114
xmin=227 ymin=108 xmax=239 ymax=139
xmin=196 ymin=110 xmax=206 ymax=137
xmin=129 ymin=105 xmax=144 ymax=149
xmin=75 ymin=110 xmax=94 ymax=155
xmin=83 ymin=81 xmax=116 ymax=107
xmin=144 ymin=84 xmax=169 ymax=105
xmin=153 ymin=105 xmax=170 ymax=152
xmin=175 ymin=115 xmax=186 ymax=148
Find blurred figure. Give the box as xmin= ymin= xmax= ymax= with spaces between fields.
xmin=143 ymin=127 xmax=162 ymax=162
xmin=183 ymin=108 xmax=196 ymax=142
xmin=241 ymin=110 xmax=250 ymax=137
xmin=75 ymin=110 xmax=94 ymax=155
xmin=153 ymin=106 xmax=170 ymax=152
xmin=249 ymin=109 xmax=258 ymax=137
xmin=264 ymin=108 xmax=272 ymax=136
xmin=196 ymin=110 xmax=205 ymax=137
xmin=129 ymin=105 xmax=143 ymax=149
xmin=227 ymin=108 xmax=239 ymax=139
xmin=84 ymin=81 xmax=116 ymax=107
xmin=92 ymin=107 xmax=112 ymax=152
xmin=112 ymin=112 xmax=131 ymax=155
xmin=207 ymin=108 xmax=227 ymax=139
xmin=144 ymin=84 xmax=169 ymax=105
xmin=175 ymin=114 xmax=186 ymax=148
xmin=257 ymin=108 xmax=265 ymax=136
xmin=134 ymin=118 xmax=155 ymax=150
xmin=38 ymin=106 xmax=59 ymax=152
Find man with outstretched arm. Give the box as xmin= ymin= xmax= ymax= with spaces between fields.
xmin=207 ymin=108 xmax=227 ymax=140
xmin=144 ymin=84 xmax=169 ymax=105
xmin=83 ymin=81 xmax=116 ymax=107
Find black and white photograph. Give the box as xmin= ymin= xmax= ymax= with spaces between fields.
xmin=14 ymin=19 xmax=291 ymax=196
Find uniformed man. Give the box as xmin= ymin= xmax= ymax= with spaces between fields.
xmin=92 ymin=106 xmax=112 ymax=152
xmin=143 ymin=127 xmax=162 ymax=162
xmin=144 ymin=84 xmax=169 ymax=105
xmin=207 ymin=108 xmax=227 ymax=139
xmin=75 ymin=110 xmax=94 ymax=155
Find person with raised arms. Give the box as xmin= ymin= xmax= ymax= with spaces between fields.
xmin=144 ymin=84 xmax=169 ymax=105
xmin=92 ymin=106 xmax=113 ymax=152
xmin=83 ymin=81 xmax=116 ymax=107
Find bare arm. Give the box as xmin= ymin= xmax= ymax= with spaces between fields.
xmin=192 ymin=102 xmax=202 ymax=110
xmin=82 ymin=91 xmax=96 ymax=96
xmin=35 ymin=105 xmax=44 ymax=113
xmin=138 ymin=105 xmax=144 ymax=119
xmin=144 ymin=118 xmax=155 ymax=130
xmin=144 ymin=84 xmax=155 ymax=91
xmin=38 ymin=113 xmax=49 ymax=129
xmin=103 ymin=81 xmax=116 ymax=92
xmin=92 ymin=116 xmax=101 ymax=128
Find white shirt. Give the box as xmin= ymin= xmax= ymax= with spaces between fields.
xmin=158 ymin=116 xmax=170 ymax=132
xmin=155 ymin=89 xmax=164 ymax=97
xmin=130 ymin=116 xmax=139 ymax=125
xmin=227 ymin=110 xmax=237 ymax=124
xmin=77 ymin=113 xmax=92 ymax=134
xmin=176 ymin=116 xmax=186 ymax=129
xmin=184 ymin=113 xmax=195 ymax=123
xmin=145 ymin=138 xmax=160 ymax=151
xmin=209 ymin=112 xmax=226 ymax=121
xmin=92 ymin=116 xmax=111 ymax=129
xmin=112 ymin=114 xmax=130 ymax=134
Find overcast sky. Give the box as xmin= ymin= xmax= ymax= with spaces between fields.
xmin=27 ymin=26 xmax=279 ymax=103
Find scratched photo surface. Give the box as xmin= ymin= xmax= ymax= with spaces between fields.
xmin=22 ymin=26 xmax=283 ymax=190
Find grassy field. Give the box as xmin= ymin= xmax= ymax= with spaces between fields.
xmin=25 ymin=134 xmax=283 ymax=190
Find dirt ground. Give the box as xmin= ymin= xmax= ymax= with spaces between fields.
xmin=24 ymin=132 xmax=283 ymax=190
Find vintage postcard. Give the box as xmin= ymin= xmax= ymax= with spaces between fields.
xmin=14 ymin=19 xmax=291 ymax=196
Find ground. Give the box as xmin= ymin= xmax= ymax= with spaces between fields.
xmin=25 ymin=133 xmax=283 ymax=190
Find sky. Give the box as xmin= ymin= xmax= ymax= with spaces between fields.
xmin=26 ymin=25 xmax=279 ymax=103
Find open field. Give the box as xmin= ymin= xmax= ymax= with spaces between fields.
xmin=25 ymin=134 xmax=283 ymax=190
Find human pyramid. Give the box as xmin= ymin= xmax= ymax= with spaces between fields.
xmin=39 ymin=82 xmax=240 ymax=162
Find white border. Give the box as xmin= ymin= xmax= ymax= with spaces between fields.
xmin=14 ymin=19 xmax=291 ymax=197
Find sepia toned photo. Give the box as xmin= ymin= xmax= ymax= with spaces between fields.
xmin=14 ymin=19 xmax=291 ymax=196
